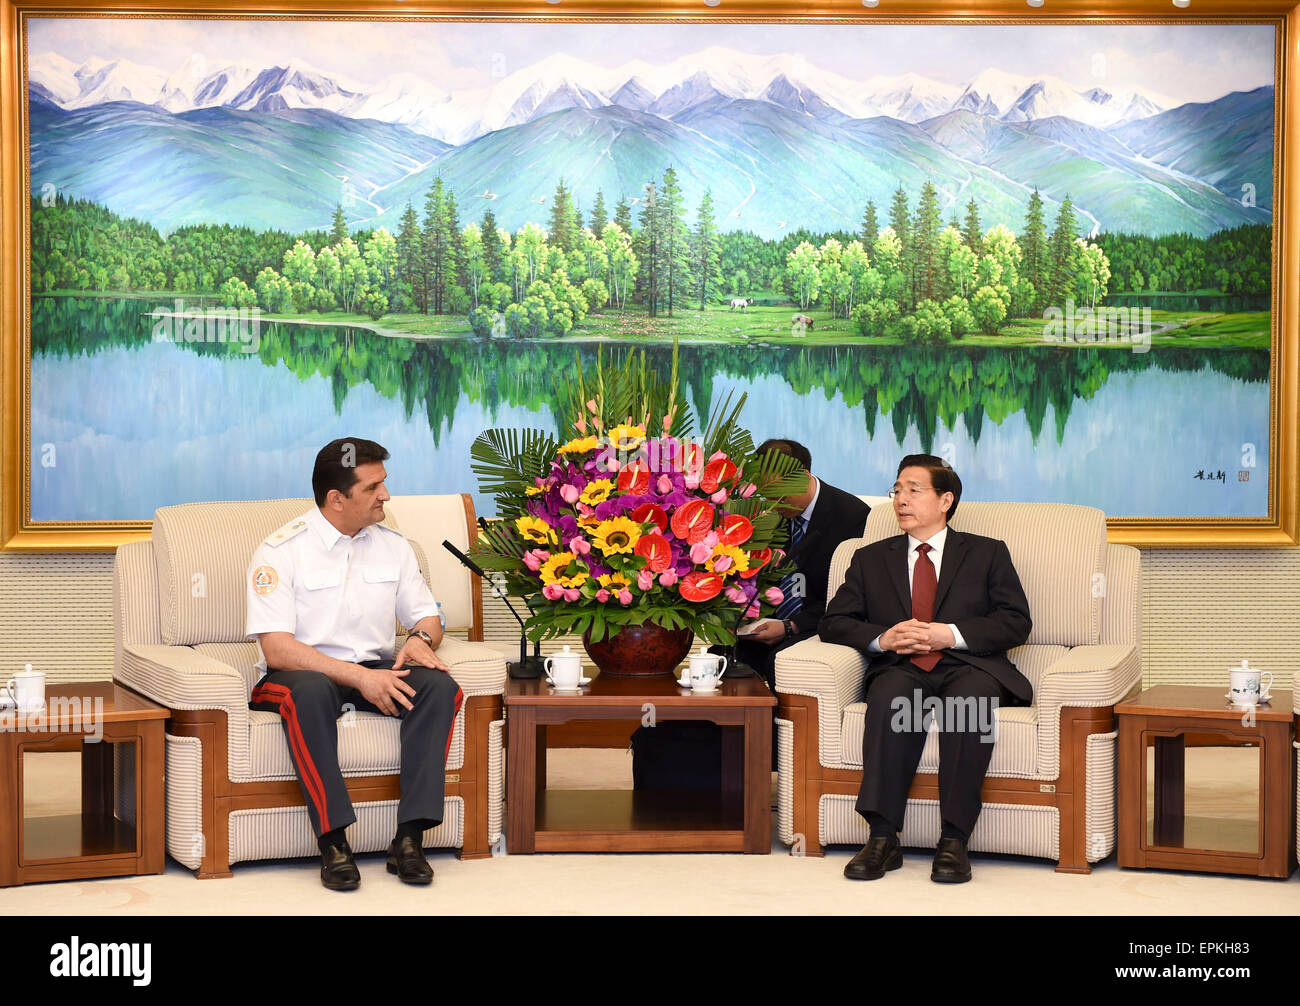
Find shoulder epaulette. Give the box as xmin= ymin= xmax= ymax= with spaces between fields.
xmin=264 ymin=518 xmax=310 ymax=547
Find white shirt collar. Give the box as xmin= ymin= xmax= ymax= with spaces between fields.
xmin=799 ymin=477 xmax=821 ymax=524
xmin=309 ymin=506 xmax=371 ymax=551
xmin=907 ymin=525 xmax=949 ymax=555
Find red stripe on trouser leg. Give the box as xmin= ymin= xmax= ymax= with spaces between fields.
xmin=253 ymin=681 xmax=332 ymax=834
xmin=444 ymin=688 xmax=465 ymax=762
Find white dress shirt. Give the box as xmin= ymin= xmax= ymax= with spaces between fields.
xmin=245 ymin=507 xmax=439 ymax=680
xmin=868 ymin=526 xmax=968 ymax=653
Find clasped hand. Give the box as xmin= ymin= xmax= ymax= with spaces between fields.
xmin=358 ymin=638 xmax=449 ymax=716
xmin=881 ymin=619 xmax=955 ymax=656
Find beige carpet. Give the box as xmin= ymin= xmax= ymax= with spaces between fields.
xmin=4 ymin=749 xmax=1294 ymax=915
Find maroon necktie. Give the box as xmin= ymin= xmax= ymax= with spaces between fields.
xmin=911 ymin=542 xmax=940 ymax=671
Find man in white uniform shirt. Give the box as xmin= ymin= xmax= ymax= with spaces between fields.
xmin=246 ymin=437 xmax=463 ymax=891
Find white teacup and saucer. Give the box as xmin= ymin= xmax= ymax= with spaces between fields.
xmin=679 ymin=647 xmax=727 ymax=693
xmin=545 ymin=645 xmax=591 ymax=692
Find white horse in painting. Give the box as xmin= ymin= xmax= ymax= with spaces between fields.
xmin=729 ymin=298 xmax=754 ymax=311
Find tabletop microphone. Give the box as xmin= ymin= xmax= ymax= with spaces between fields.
xmin=442 ymin=539 xmax=543 ymax=679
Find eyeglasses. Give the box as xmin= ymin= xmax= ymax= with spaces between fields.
xmin=888 ymin=483 xmax=937 ymax=499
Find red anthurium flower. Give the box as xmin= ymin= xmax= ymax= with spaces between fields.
xmin=634 ymin=533 xmax=673 ymax=573
xmin=631 ymin=502 xmax=669 ymax=533
xmin=617 ymin=460 xmax=651 ymax=496
xmin=738 ymin=547 xmax=772 ymax=579
xmin=717 ymin=513 xmax=754 ymax=546
xmin=700 ymin=456 xmax=739 ymax=494
xmin=679 ymin=570 xmax=724 ymax=602
xmin=670 ymin=499 xmax=716 ymax=543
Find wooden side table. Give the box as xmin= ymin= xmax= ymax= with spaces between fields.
xmin=1117 ymin=685 xmax=1295 ymax=878
xmin=506 ymin=670 xmax=776 ymax=854
xmin=0 ymin=682 xmax=169 ymax=886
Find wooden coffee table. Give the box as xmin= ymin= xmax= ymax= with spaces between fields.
xmin=0 ymin=682 xmax=168 ymax=886
xmin=1116 ymin=685 xmax=1295 ymax=878
xmin=506 ymin=670 xmax=776 ymax=854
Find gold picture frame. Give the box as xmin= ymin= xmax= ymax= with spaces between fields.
xmin=2 ymin=0 xmax=1296 ymax=549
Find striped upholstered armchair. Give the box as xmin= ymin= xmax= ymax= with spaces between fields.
xmin=112 ymin=496 xmax=507 ymax=878
xmin=774 ymin=501 xmax=1141 ymax=872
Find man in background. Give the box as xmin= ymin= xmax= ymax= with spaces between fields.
xmin=735 ymin=438 xmax=871 ymax=688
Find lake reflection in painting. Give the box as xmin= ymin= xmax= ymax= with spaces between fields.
xmin=30 ymin=297 xmax=1269 ymax=521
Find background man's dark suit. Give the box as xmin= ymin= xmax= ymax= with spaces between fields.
xmin=735 ymin=481 xmax=870 ymax=687
xmin=820 ymin=528 xmax=1032 ymax=836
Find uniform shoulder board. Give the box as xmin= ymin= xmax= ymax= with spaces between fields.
xmin=263 ymin=518 xmax=309 ymax=548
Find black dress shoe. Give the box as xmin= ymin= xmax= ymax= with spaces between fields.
xmin=843 ymin=834 xmax=903 ymax=880
xmin=386 ymin=834 xmax=434 ymax=885
xmin=320 ymin=841 xmax=360 ymax=891
xmin=931 ymin=837 xmax=972 ymax=883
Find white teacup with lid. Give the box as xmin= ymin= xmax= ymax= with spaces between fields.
xmin=1227 ymin=659 xmax=1272 ymax=706
xmin=545 ymin=645 xmax=584 ymax=689
xmin=680 ymin=646 xmax=727 ymax=692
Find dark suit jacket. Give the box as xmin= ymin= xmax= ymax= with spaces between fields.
xmin=733 ymin=480 xmax=869 ymax=686
xmin=787 ymin=481 xmax=872 ymax=639
xmin=818 ymin=528 xmax=1034 ymax=705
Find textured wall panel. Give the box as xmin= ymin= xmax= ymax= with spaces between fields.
xmin=1140 ymin=549 xmax=1297 ymax=691
xmin=2 ymin=547 xmax=1297 ymax=691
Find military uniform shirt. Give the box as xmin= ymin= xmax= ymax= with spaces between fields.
xmin=245 ymin=506 xmax=439 ymax=680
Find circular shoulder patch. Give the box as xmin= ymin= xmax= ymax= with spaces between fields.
xmin=252 ymin=565 xmax=279 ymax=595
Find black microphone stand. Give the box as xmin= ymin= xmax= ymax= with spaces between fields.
xmin=443 ymin=539 xmax=545 ymax=679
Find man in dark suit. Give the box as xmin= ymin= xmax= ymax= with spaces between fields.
xmin=820 ymin=454 xmax=1031 ymax=884
xmin=735 ymin=439 xmax=871 ymax=690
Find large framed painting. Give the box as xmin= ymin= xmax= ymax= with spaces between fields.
xmin=2 ymin=1 xmax=1296 ymax=549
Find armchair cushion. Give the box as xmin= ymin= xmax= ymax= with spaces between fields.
xmin=840 ymin=703 xmax=1038 ymax=777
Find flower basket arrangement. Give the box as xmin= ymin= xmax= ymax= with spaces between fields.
xmin=469 ymin=344 xmax=807 ymax=675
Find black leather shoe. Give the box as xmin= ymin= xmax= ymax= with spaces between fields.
xmin=931 ymin=837 xmax=972 ymax=883
xmin=386 ymin=834 xmax=434 ymax=885
xmin=843 ymin=835 xmax=902 ymax=880
xmin=320 ymin=841 xmax=360 ymax=891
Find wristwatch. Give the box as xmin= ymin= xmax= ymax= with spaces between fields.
xmin=408 ymin=629 xmax=434 ymax=647
xmin=783 ymin=620 xmax=797 ymax=640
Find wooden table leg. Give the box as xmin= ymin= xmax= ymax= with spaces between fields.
xmin=721 ymin=723 xmax=743 ymax=799
xmin=81 ymin=737 xmax=115 ymax=823
xmin=743 ymin=707 xmax=771 ymax=854
xmin=1153 ymin=733 xmax=1185 ymax=848
xmin=507 ymin=707 xmax=538 ymax=854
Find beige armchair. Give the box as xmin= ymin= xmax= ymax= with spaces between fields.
xmin=774 ymin=501 xmax=1141 ymax=872
xmin=113 ymin=495 xmax=507 ymax=878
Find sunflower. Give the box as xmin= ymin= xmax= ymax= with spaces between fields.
xmin=579 ymin=478 xmax=615 ymax=506
xmin=557 ymin=436 xmax=600 ymax=455
xmin=607 ymin=423 xmax=647 ymax=451
xmin=538 ymin=552 xmax=588 ymax=588
xmin=516 ymin=515 xmax=557 ymax=545
xmin=708 ymin=543 xmax=751 ymax=577
xmin=578 ymin=514 xmax=603 ymax=532
xmin=597 ymin=571 xmax=632 ymax=591
xmin=591 ymin=515 xmax=642 ymax=555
